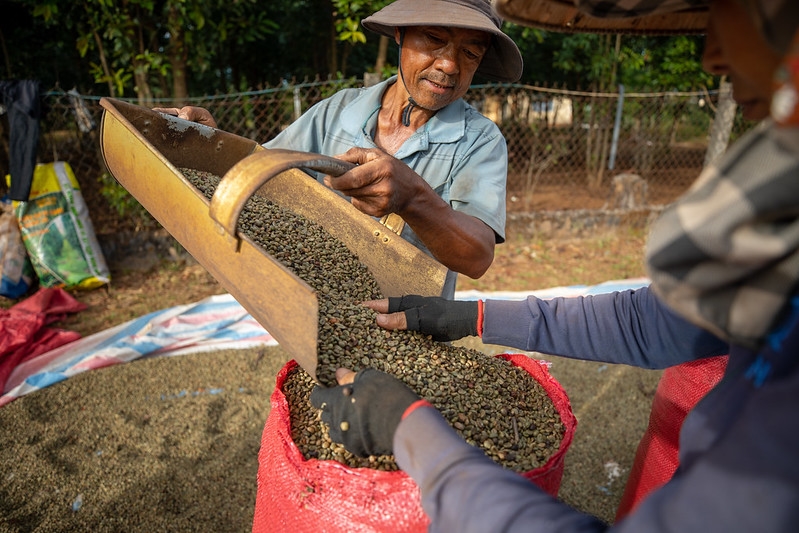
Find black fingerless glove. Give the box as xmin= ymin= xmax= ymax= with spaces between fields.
xmin=310 ymin=369 xmax=422 ymax=457
xmin=388 ymin=295 xmax=481 ymax=341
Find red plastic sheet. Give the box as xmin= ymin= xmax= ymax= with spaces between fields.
xmin=1 ymin=287 xmax=86 ymax=393
xmin=253 ymin=354 xmax=576 ymax=533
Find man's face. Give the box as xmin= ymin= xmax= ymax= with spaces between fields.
xmin=395 ymin=25 xmax=491 ymax=111
xmin=702 ymin=0 xmax=783 ymax=121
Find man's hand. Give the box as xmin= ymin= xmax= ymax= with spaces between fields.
xmin=363 ymin=296 xmax=481 ymax=342
xmin=152 ymin=106 xmax=218 ymax=128
xmin=324 ymin=148 xmax=496 ymax=279
xmin=310 ymin=368 xmax=421 ymax=457
xmin=324 ymin=147 xmax=424 ymax=218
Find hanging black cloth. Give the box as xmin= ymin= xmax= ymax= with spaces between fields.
xmin=0 ymin=80 xmax=41 ymax=201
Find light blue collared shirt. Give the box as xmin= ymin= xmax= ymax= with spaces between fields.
xmin=264 ymin=77 xmax=508 ymax=298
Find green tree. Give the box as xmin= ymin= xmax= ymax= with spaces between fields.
xmin=509 ymin=30 xmax=709 ymax=189
xmin=331 ymin=0 xmax=392 ymax=78
xmin=18 ymin=0 xmax=278 ymax=102
xmin=620 ymin=35 xmax=711 ymax=91
xmin=0 ymin=1 xmax=89 ymax=88
xmin=4 ymin=0 xmax=709 ymax=98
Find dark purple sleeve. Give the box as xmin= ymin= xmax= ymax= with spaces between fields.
xmin=394 ymin=407 xmax=608 ymax=533
xmin=481 ymin=286 xmax=727 ymax=369
xmin=395 ymin=363 xmax=799 ymax=533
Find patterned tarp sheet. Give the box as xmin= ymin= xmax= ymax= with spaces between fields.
xmin=0 ymin=278 xmax=649 ymax=407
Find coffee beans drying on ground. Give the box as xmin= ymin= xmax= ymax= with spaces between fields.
xmin=181 ymin=167 xmax=564 ymax=472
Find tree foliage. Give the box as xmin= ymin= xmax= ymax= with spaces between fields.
xmin=9 ymin=0 xmax=280 ymax=101
xmin=500 ymin=26 xmax=713 ymax=190
xmin=506 ymin=24 xmax=711 ymax=91
xmin=1 ymin=0 xmax=711 ymax=98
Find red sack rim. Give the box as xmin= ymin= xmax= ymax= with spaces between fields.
xmin=496 ymin=353 xmax=577 ymax=485
xmin=272 ymin=352 xmax=576 ymax=485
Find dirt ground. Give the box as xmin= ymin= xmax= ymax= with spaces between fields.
xmin=53 ymin=219 xmax=649 ymax=338
xmin=1 ymin=217 xmax=660 ymax=531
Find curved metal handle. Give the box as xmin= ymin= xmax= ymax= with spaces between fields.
xmin=209 ymin=148 xmax=355 ymax=247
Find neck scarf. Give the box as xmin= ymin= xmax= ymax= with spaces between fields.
xmin=646 ymin=119 xmax=799 ymax=350
xmin=648 ymin=31 xmax=799 ymax=349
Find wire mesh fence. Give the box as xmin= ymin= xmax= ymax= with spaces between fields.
xmin=466 ymin=83 xmax=753 ymax=213
xmin=1 ymin=77 xmax=754 ymax=226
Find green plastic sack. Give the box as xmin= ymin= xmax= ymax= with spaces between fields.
xmin=8 ymin=162 xmax=110 ymax=289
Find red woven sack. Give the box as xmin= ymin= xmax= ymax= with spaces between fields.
xmin=615 ymin=355 xmax=728 ymax=521
xmin=252 ymin=354 xmax=576 ymax=533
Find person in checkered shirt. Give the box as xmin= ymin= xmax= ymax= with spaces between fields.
xmin=311 ymin=1 xmax=799 ymax=531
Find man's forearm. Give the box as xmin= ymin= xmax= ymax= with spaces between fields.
xmin=400 ymin=191 xmax=496 ymax=278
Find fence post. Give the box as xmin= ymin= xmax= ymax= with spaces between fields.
xmin=704 ymin=78 xmax=737 ymax=167
xmin=293 ymin=86 xmax=302 ymax=121
xmin=608 ymin=84 xmax=624 ymax=171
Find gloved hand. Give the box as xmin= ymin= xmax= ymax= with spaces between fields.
xmin=388 ymin=295 xmax=482 ymax=341
xmin=310 ymin=368 xmax=422 ymax=457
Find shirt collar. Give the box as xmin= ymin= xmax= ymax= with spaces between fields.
xmin=340 ymin=76 xmax=467 ymax=154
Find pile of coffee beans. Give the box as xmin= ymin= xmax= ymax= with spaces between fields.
xmin=182 ymin=168 xmax=564 ymax=472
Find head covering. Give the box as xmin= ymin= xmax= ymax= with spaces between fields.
xmin=362 ymin=0 xmax=523 ymax=83
xmin=492 ymin=0 xmax=798 ymax=54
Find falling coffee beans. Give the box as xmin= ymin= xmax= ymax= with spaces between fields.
xmin=181 ymin=168 xmax=564 ymax=472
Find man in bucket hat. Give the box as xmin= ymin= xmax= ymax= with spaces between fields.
xmin=311 ymin=0 xmax=799 ymax=531
xmin=156 ymin=0 xmax=523 ymax=298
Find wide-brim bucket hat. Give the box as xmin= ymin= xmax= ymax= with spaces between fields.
xmin=362 ymin=0 xmax=524 ymax=83
xmin=492 ymin=0 xmax=798 ymax=54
